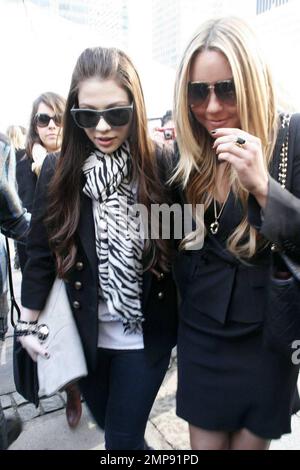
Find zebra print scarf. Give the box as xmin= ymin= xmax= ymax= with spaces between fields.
xmin=82 ymin=142 xmax=144 ymax=333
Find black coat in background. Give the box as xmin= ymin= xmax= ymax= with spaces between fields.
xmin=15 ymin=154 xmax=37 ymax=271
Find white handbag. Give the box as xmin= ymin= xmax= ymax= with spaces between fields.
xmin=37 ymin=277 xmax=88 ymax=397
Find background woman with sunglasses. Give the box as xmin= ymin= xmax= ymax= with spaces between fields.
xmin=172 ymin=17 xmax=300 ymax=450
xmin=15 ymin=91 xmax=83 ymax=430
xmin=16 ymin=92 xmax=65 ymax=272
xmin=18 ymin=47 xmax=177 ymax=450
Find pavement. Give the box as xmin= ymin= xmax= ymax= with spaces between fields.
xmin=1 ymin=246 xmax=300 ymax=450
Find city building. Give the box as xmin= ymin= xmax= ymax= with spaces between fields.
xmin=151 ymin=0 xmax=255 ymax=69
xmin=254 ymin=0 xmax=299 ymax=110
xmin=256 ymin=0 xmax=289 ymax=15
xmin=1 ymin=0 xmax=299 ymax=129
xmin=28 ymin=0 xmax=129 ymax=49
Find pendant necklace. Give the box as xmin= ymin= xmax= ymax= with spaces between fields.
xmin=209 ymin=192 xmax=230 ymax=235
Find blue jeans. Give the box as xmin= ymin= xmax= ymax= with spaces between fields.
xmin=79 ymin=348 xmax=170 ymax=450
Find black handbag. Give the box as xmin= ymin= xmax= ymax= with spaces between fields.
xmin=13 ymin=335 xmax=39 ymax=406
xmin=5 ymin=237 xmax=39 ymax=406
xmin=265 ymin=114 xmax=300 ymax=357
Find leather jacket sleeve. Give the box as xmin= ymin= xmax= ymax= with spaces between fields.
xmin=248 ymin=114 xmax=300 ymax=255
xmin=0 ymin=135 xmax=29 ymax=242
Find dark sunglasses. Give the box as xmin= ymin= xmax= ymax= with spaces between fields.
xmin=188 ymin=79 xmax=236 ymax=107
xmin=35 ymin=113 xmax=63 ymax=128
xmin=70 ymin=104 xmax=134 ymax=129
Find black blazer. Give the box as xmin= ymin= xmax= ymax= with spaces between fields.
xmin=21 ymin=152 xmax=178 ymax=371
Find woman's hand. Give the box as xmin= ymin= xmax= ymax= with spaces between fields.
xmin=18 ymin=334 xmax=49 ymax=362
xmin=31 ymin=143 xmax=47 ymax=176
xmin=212 ymin=128 xmax=269 ymax=208
xmin=18 ymin=306 xmax=50 ymax=361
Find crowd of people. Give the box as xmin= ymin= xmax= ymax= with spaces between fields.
xmin=1 ymin=16 xmax=300 ymax=451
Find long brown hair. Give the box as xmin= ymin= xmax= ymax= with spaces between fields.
xmin=46 ymin=47 xmax=171 ymax=277
xmin=25 ymin=92 xmax=66 ymax=159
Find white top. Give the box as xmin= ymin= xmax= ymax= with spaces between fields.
xmin=97 ymin=297 xmax=144 ymax=350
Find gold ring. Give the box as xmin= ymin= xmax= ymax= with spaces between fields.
xmin=235 ymin=136 xmax=246 ymax=148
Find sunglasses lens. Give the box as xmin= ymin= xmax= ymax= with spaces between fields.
xmin=215 ymin=81 xmax=236 ymax=103
xmin=188 ymin=83 xmax=209 ymax=106
xmin=55 ymin=114 xmax=62 ymax=126
xmin=105 ymin=108 xmax=132 ymax=127
xmin=36 ymin=114 xmax=50 ymax=127
xmin=188 ymin=80 xmax=236 ymax=107
xmin=73 ymin=110 xmax=99 ymax=129
xmin=71 ymin=107 xmax=132 ymax=128
xmin=36 ymin=114 xmax=62 ymax=127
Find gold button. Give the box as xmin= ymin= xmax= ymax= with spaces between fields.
xmin=76 ymin=261 xmax=84 ymax=271
xmin=157 ymin=292 xmax=164 ymax=300
xmin=158 ymin=272 xmax=165 ymax=281
xmin=73 ymin=301 xmax=81 ymax=309
xmin=74 ymin=281 xmax=82 ymax=290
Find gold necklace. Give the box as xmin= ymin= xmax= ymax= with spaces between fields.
xmin=209 ymin=192 xmax=230 ymax=235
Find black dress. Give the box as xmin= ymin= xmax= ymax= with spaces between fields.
xmin=174 ymin=192 xmax=300 ymax=439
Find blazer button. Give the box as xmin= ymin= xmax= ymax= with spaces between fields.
xmin=74 ymin=281 xmax=82 ymax=290
xmin=73 ymin=301 xmax=81 ymax=309
xmin=158 ymin=272 xmax=165 ymax=281
xmin=157 ymin=291 xmax=164 ymax=300
xmin=76 ymin=261 xmax=84 ymax=271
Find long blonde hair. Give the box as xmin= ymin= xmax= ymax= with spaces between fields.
xmin=173 ymin=17 xmax=279 ymax=258
xmin=6 ymin=125 xmax=25 ymax=150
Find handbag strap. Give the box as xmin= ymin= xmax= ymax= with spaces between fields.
xmin=271 ymin=114 xmax=300 ymax=276
xmin=4 ymin=237 xmax=21 ymax=327
xmin=272 ymin=113 xmax=291 ymax=189
xmin=269 ymin=114 xmax=290 ymax=254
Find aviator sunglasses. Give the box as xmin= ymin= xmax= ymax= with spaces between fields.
xmin=71 ymin=103 xmax=134 ymax=129
xmin=35 ymin=113 xmax=63 ymax=128
xmin=188 ymin=79 xmax=236 ymax=107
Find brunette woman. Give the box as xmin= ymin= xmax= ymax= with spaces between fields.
xmin=18 ymin=47 xmax=177 ymax=450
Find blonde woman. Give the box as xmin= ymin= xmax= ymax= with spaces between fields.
xmin=173 ymin=17 xmax=300 ymax=450
xmin=6 ymin=125 xmax=26 ymax=162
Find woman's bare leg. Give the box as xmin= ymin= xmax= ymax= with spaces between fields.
xmin=189 ymin=424 xmax=230 ymax=450
xmin=229 ymin=428 xmax=270 ymax=450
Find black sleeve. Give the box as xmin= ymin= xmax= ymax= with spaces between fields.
xmin=16 ymin=156 xmax=37 ymax=213
xmin=155 ymin=142 xmax=175 ymax=183
xmin=0 ymin=211 xmax=30 ymax=243
xmin=21 ymin=154 xmax=58 ymax=309
xmin=155 ymin=141 xmax=181 ymax=203
xmin=0 ymin=137 xmax=30 ymax=242
xmin=248 ymin=115 xmax=300 ymax=253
